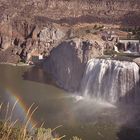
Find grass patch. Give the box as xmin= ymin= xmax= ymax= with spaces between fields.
xmin=0 ymin=102 xmax=81 ymax=140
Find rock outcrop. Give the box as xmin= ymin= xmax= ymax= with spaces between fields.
xmin=0 ymin=21 xmax=67 ymax=63
xmin=0 ymin=0 xmax=139 ymax=63
xmin=0 ymin=0 xmax=139 ymax=91
xmin=43 ymin=38 xmax=103 ymax=91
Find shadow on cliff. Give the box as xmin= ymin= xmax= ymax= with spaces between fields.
xmin=117 ymin=80 xmax=140 ymax=140
xmin=43 ymin=40 xmax=86 ymax=92
xmin=22 ymin=40 xmax=86 ymax=92
xmin=34 ymin=15 xmax=119 ymax=25
xmin=120 ymin=12 xmax=140 ymax=27
xmin=34 ymin=12 xmax=140 ymax=26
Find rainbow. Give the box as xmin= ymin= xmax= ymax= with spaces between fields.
xmin=4 ymin=87 xmax=37 ymax=129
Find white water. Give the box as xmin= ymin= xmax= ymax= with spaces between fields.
xmin=80 ymin=59 xmax=140 ymax=104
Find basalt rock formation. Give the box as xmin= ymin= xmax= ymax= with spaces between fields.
xmin=0 ymin=20 xmax=67 ymax=63
xmin=0 ymin=0 xmax=140 ymax=91
xmin=0 ymin=0 xmax=140 ymax=26
xmin=44 ymin=38 xmax=103 ymax=91
xmin=0 ymin=0 xmax=140 ymax=63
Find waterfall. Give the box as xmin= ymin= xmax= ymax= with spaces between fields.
xmin=80 ymin=59 xmax=140 ymax=104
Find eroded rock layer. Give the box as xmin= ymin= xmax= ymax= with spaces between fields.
xmin=0 ymin=0 xmax=139 ymax=63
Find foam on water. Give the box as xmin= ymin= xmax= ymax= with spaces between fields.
xmin=73 ymin=94 xmax=116 ymax=108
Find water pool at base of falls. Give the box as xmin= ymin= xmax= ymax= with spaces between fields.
xmin=80 ymin=59 xmax=140 ymax=104
xmin=0 ymin=58 xmax=140 ymax=140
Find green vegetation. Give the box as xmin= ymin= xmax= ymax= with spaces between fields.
xmin=0 ymin=102 xmax=81 ymax=140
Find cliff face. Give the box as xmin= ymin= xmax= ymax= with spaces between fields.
xmin=44 ymin=38 xmax=102 ymax=91
xmin=0 ymin=0 xmax=139 ymax=60
xmin=44 ymin=0 xmax=140 ymax=25
xmin=0 ymin=0 xmax=139 ymax=63
xmin=0 ymin=0 xmax=139 ymax=91
xmin=0 ymin=0 xmax=140 ymax=26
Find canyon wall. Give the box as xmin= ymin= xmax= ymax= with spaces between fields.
xmin=0 ymin=0 xmax=139 ymax=91
xmin=1 ymin=0 xmax=140 ymax=26
xmin=0 ymin=0 xmax=139 ymax=63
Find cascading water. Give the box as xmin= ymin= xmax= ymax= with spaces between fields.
xmin=80 ymin=59 xmax=140 ymax=104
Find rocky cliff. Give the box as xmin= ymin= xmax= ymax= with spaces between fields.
xmin=0 ymin=21 xmax=67 ymax=63
xmin=44 ymin=38 xmax=102 ymax=91
xmin=0 ymin=0 xmax=140 ymax=63
xmin=0 ymin=0 xmax=140 ymax=26
xmin=0 ymin=0 xmax=139 ymax=91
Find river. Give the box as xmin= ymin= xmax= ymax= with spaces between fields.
xmin=0 ymin=64 xmax=139 ymax=140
